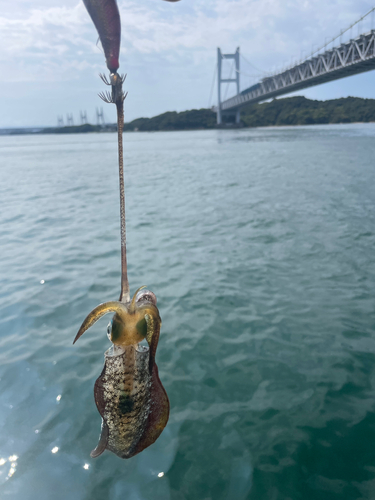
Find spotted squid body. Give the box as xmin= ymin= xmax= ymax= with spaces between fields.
xmin=75 ymin=0 xmax=180 ymax=459
xmin=74 ymin=287 xmax=169 ymax=459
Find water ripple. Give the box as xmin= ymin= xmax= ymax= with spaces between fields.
xmin=0 ymin=126 xmax=375 ymax=499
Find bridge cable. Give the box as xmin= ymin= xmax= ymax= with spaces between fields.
xmin=272 ymin=6 xmax=375 ymax=79
xmin=222 ymin=6 xmax=375 ymax=106
xmin=208 ymin=64 xmax=217 ymax=109
xmin=309 ymin=5 xmax=375 ymax=59
xmin=240 ymin=53 xmax=267 ymax=75
xmin=238 ymin=53 xmax=268 ymax=89
xmin=223 ymin=60 xmax=235 ymax=101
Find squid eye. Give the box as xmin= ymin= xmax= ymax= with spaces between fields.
xmin=136 ymin=289 xmax=157 ymax=306
xmin=107 ymin=321 xmax=112 ymax=340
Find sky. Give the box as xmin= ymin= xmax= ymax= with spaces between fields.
xmin=1 ymin=0 xmax=375 ymax=128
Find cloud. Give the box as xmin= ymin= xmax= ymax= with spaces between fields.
xmin=0 ymin=0 xmax=374 ymax=126
xmin=0 ymin=3 xmax=93 ymax=82
xmin=1 ymin=0 xmax=374 ymax=82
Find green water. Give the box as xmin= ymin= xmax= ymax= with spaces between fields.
xmin=0 ymin=125 xmax=375 ymax=499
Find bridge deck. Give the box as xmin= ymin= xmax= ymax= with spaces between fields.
xmin=221 ymin=31 xmax=375 ymax=113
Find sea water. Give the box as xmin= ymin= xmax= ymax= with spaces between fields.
xmin=0 ymin=124 xmax=375 ymax=499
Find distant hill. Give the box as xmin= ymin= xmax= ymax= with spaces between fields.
xmin=123 ymin=108 xmax=216 ymax=131
xmin=240 ymin=96 xmax=375 ymax=127
xmin=40 ymin=123 xmax=116 ymax=134
xmin=123 ymin=96 xmax=375 ymax=131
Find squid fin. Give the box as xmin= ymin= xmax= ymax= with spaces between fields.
xmin=133 ymin=363 xmax=170 ymax=455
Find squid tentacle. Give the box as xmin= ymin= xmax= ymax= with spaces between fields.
xmin=73 ymin=301 xmax=128 ymax=344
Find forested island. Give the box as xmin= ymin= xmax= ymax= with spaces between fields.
xmin=240 ymin=96 xmax=375 ymax=127
xmin=2 ymin=96 xmax=375 ymax=135
xmin=122 ymin=96 xmax=375 ymax=131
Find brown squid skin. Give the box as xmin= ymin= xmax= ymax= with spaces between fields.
xmin=91 ymin=343 xmax=169 ymax=459
xmin=74 ymin=288 xmax=170 ymax=458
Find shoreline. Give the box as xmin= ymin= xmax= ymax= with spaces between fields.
xmin=2 ymin=95 xmax=375 ymax=136
xmin=0 ymin=120 xmax=375 ymax=137
xmin=1 ymin=121 xmax=375 ymax=137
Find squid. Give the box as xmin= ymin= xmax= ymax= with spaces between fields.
xmin=74 ymin=0 xmax=180 ymax=459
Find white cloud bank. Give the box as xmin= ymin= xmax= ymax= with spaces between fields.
xmin=0 ymin=0 xmax=374 ymax=126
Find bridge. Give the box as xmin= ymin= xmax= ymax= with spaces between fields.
xmin=216 ymin=8 xmax=375 ymax=124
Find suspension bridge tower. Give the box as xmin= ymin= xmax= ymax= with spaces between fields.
xmin=80 ymin=110 xmax=88 ymax=125
xmin=96 ymin=107 xmax=105 ymax=126
xmin=217 ymin=47 xmax=240 ymax=125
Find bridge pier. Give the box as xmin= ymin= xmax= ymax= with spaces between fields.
xmin=217 ymin=109 xmax=241 ymax=127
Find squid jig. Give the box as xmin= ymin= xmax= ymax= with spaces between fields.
xmin=74 ymin=0 xmax=180 ymax=459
